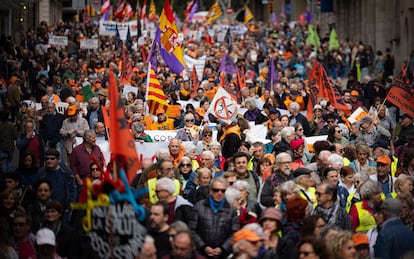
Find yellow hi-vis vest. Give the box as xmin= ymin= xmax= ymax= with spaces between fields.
xmin=354 ymin=201 xmax=376 ymax=233
xmin=148 ymin=178 xmax=181 ymax=204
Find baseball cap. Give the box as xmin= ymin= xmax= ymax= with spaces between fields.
xmin=376 ymin=155 xmax=391 ymax=165
xmin=380 ymin=198 xmax=402 ymax=214
xmin=36 ymin=228 xmax=56 ymax=246
xmin=294 ymin=168 xmax=313 ymax=178
xmin=156 ymin=108 xmax=165 ymax=115
xmin=68 ymin=79 xmax=76 ymax=86
xmin=290 ymin=139 xmax=305 ymax=150
xmin=313 ymin=104 xmax=323 ymax=111
xmin=352 ymin=233 xmax=369 ymax=248
xmin=67 ymin=105 xmax=77 ymax=116
xmin=232 ymin=228 xmax=263 ymax=244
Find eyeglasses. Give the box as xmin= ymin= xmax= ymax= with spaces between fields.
xmin=299 ymin=251 xmax=315 ymax=257
xmin=203 ymin=133 xmax=212 ymax=137
xmin=185 ymin=119 xmax=194 ymax=123
xmin=327 ymin=120 xmax=334 ymax=123
xmin=181 ymin=163 xmax=191 ymax=168
xmin=45 ymin=157 xmax=57 ymax=161
xmin=315 ymin=191 xmax=326 ymax=196
xmin=297 ymin=128 xmax=304 ymax=131
xmin=162 ymin=167 xmax=174 ymax=172
xmin=91 ymin=168 xmax=99 ymax=171
xmin=211 ymin=188 xmax=226 ymax=193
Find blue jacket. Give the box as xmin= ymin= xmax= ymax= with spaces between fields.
xmin=374 ymin=217 xmax=414 ymax=259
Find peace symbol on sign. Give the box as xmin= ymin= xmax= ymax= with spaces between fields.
xmin=213 ymin=96 xmax=237 ymax=120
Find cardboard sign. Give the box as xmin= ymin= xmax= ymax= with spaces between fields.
xmin=48 ymin=36 xmax=68 ymax=46
xmin=80 ymin=39 xmax=99 ymax=49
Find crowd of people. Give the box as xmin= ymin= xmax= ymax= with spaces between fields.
xmin=0 ymin=12 xmax=413 ymax=259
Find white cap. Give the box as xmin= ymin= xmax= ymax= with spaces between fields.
xmin=36 ymin=228 xmax=56 ymax=246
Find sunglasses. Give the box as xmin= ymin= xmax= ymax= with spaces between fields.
xmin=336 ymin=130 xmax=342 ymax=133
xmin=45 ymin=157 xmax=57 ymax=161
xmin=185 ymin=119 xmax=194 ymax=122
xmin=327 ymin=120 xmax=334 ymax=123
xmin=211 ymin=188 xmax=226 ymax=193
xmin=203 ymin=133 xmax=212 ymax=137
xmin=91 ymin=168 xmax=99 ymax=171
xmin=181 ymin=163 xmax=191 ymax=168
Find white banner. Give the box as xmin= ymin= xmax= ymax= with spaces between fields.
xmin=80 ymin=39 xmax=99 ymax=49
xmin=207 ymin=87 xmax=239 ymax=124
xmin=122 ymin=85 xmax=138 ymax=98
xmin=99 ymin=20 xmax=117 ymax=36
xmin=144 ymin=130 xmax=178 ymax=142
xmin=48 ymin=36 xmax=68 ymax=46
xmin=184 ymin=55 xmax=206 ymax=81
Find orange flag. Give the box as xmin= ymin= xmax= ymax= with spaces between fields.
xmin=108 ymin=69 xmax=140 ymax=183
xmin=319 ymin=65 xmax=351 ymax=113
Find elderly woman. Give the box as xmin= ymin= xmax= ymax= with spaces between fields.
xmin=290 ymin=139 xmax=305 ymax=169
xmin=131 ymin=121 xmax=152 ymax=143
xmin=395 ymin=174 xmax=413 ymax=196
xmin=327 ymin=125 xmax=349 ymax=147
xmin=155 ymin=177 xmax=193 ymax=224
xmin=349 ymin=144 xmax=377 ymax=175
xmin=175 ymin=113 xmax=200 ymax=141
xmin=177 ymin=156 xmax=194 ymax=189
xmin=233 ymin=180 xmax=261 ymax=218
xmin=243 ymin=97 xmax=262 ymax=122
xmin=325 ymin=230 xmax=356 ymax=259
xmin=349 ymin=180 xmax=382 ymax=232
xmin=225 ymin=186 xmax=257 ymax=227
xmin=184 ymin=167 xmax=213 ymax=204
xmin=195 ymin=127 xmax=213 ymax=154
xmin=277 ymin=180 xmax=301 ymax=217
xmin=209 ymin=141 xmax=226 ymax=171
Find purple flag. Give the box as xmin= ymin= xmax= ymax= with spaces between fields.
xmin=219 ymin=53 xmax=236 ymax=75
xmin=266 ymin=57 xmax=278 ymax=90
xmin=188 ymin=0 xmax=198 ymax=21
xmin=304 ymin=11 xmax=313 ymax=23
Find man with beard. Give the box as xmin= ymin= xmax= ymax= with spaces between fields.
xmin=147 ymin=202 xmax=172 ymax=258
xmin=260 ymin=152 xmax=294 ymax=207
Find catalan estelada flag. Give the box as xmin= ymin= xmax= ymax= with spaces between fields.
xmin=156 ymin=0 xmax=185 ymax=75
xmin=146 ymin=37 xmax=169 ymax=116
xmin=108 ymin=68 xmax=140 ymax=184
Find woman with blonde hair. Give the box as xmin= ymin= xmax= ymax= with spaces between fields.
xmin=395 ymin=174 xmax=413 ymax=196
xmin=325 ymin=230 xmax=356 ymax=259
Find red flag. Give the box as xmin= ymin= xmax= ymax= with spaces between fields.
xmin=191 ymin=64 xmax=198 ymax=98
xmin=236 ymin=66 xmax=246 ymax=91
xmin=306 ymin=61 xmax=320 ymax=120
xmin=140 ymin=45 xmax=147 ymax=63
xmin=108 ymin=69 xmax=140 ymax=184
xmin=319 ymin=65 xmax=351 ymax=113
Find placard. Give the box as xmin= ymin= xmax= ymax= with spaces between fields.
xmin=48 ymin=36 xmax=68 ymax=46
xmin=80 ymin=39 xmax=99 ymax=49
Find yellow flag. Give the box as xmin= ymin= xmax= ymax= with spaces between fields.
xmin=206 ymin=1 xmax=222 ymax=24
xmin=244 ymin=5 xmax=254 ymax=24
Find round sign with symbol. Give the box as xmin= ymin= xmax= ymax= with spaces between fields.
xmin=213 ymin=96 xmax=237 ymax=120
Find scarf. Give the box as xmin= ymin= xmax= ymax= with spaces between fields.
xmin=209 ymin=196 xmax=226 ymax=213
xmin=219 ymin=125 xmax=241 ymax=143
xmin=313 ymin=203 xmax=340 ymax=227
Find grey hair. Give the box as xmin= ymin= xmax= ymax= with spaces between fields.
xmin=275 ymin=152 xmax=292 ymax=164
xmin=327 ymin=154 xmax=344 ymax=167
xmin=209 ymin=141 xmax=221 ymax=149
xmin=281 ymin=126 xmax=295 ymax=141
xmin=289 ymin=102 xmax=300 ymax=112
xmin=242 ymin=223 xmax=265 ymax=239
xmin=233 ymin=180 xmax=250 ymax=193
xmin=144 ymin=235 xmax=155 ymax=244
xmin=169 ymin=220 xmax=190 ymax=233
xmin=354 ymin=173 xmax=370 ymax=184
xmin=90 ymin=96 xmax=99 ymax=103
xmin=280 ymin=180 xmax=299 ymax=196
xmin=360 ymin=180 xmax=382 ymax=199
xmin=156 ymin=177 xmax=176 ymax=194
xmin=395 ymin=174 xmax=413 ymax=193
xmin=245 ymin=97 xmax=257 ymax=109
xmin=202 ymin=150 xmax=215 ymax=160
xmin=131 ymin=121 xmax=146 ymax=133
xmin=209 ymin=176 xmax=228 ymax=189
xmin=157 ymin=148 xmax=170 ymax=157
xmin=319 ymin=150 xmax=332 ymax=161
xmin=225 ymin=186 xmax=241 ymax=205
xmin=83 ymin=129 xmax=96 ymax=140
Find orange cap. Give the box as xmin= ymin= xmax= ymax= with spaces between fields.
xmin=195 ymin=107 xmax=205 ymax=117
xmin=376 ymin=155 xmax=391 ymax=164
xmin=352 ymin=233 xmax=369 ymax=247
xmin=351 ymin=90 xmax=359 ymax=96
xmin=232 ymin=228 xmax=263 ymax=244
xmin=156 ymin=108 xmax=165 ymax=115
xmin=67 ymin=105 xmax=77 ymax=116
